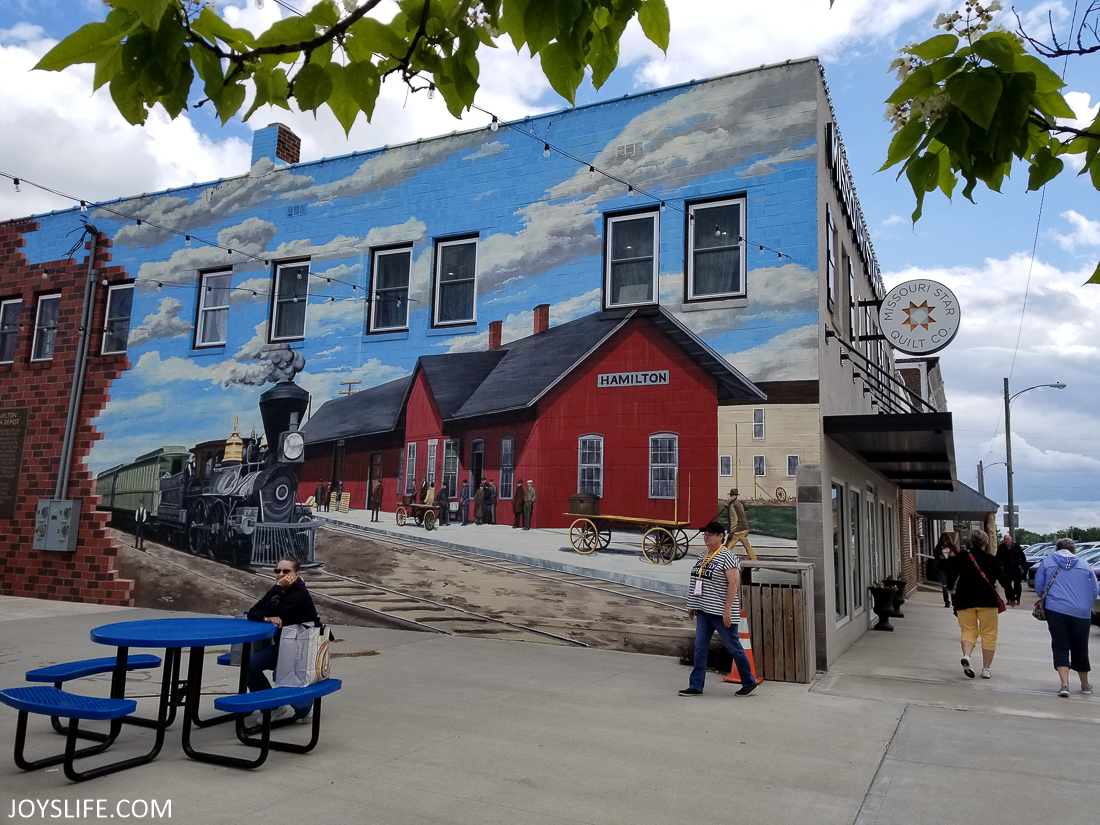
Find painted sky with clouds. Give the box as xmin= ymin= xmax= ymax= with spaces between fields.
xmin=1 ymin=0 xmax=1097 ymax=532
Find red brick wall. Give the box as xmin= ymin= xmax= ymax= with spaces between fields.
xmin=898 ymin=488 xmax=919 ymax=592
xmin=0 ymin=221 xmax=133 ymax=605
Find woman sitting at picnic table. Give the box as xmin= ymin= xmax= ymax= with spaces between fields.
xmin=245 ymin=556 xmax=320 ymax=722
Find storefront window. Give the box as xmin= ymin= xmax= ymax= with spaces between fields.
xmin=850 ymin=488 xmax=863 ymax=612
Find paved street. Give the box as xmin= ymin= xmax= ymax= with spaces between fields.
xmin=0 ymin=589 xmax=1095 ymax=824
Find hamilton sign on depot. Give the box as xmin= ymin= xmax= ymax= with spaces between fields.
xmin=878 ymin=279 xmax=961 ymax=356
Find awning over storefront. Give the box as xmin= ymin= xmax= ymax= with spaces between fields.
xmin=915 ymin=482 xmax=999 ymax=520
xmin=823 ymin=412 xmax=956 ymax=490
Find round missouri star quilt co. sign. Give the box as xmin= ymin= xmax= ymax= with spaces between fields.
xmin=879 ymin=279 xmax=961 ymax=356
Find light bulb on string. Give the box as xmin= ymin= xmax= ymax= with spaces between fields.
xmin=427 ymin=83 xmax=436 ymax=100
xmin=660 ymin=202 xmax=665 ymax=213
xmin=13 ymin=178 xmax=20 ymax=193
xmin=490 ymin=116 xmax=498 ymax=132
xmin=543 ymin=142 xmax=551 ymax=158
xmin=777 ymin=251 xmax=782 ymax=260
xmin=759 ymin=245 xmax=764 ymax=254
xmin=627 ymin=186 xmax=634 ymax=198
xmin=79 ymin=201 xmax=87 ymax=213
xmin=588 ymin=166 xmax=595 ymax=180
xmin=185 ymin=235 xmax=191 ymax=247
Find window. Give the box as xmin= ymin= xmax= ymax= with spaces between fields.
xmin=719 ymin=455 xmax=732 ymax=477
xmin=606 ymin=212 xmax=658 ymax=307
xmin=370 ymin=247 xmax=411 ymax=331
xmin=32 ymin=294 xmax=61 ymax=361
xmin=752 ymin=408 xmax=765 ymax=440
xmin=787 ymin=455 xmax=800 ymax=477
xmin=196 ymin=271 xmax=231 ymax=347
xmin=833 ymin=483 xmax=848 ymax=620
xmin=578 ymin=435 xmax=604 ymax=496
xmin=826 ymin=205 xmax=836 ymax=309
xmin=469 ymin=438 xmax=485 ymax=489
xmin=434 ymin=239 xmax=477 ymax=325
xmin=101 ymin=285 xmax=133 ymax=355
xmin=649 ymin=433 xmax=678 ymax=498
xmin=687 ymin=197 xmax=746 ymax=299
xmin=404 ymin=442 xmax=417 ymax=495
xmin=442 ymin=439 xmax=459 ymax=499
xmin=272 ymin=262 xmax=309 ymax=341
xmin=499 ymin=436 xmax=515 ymax=498
xmin=753 ymin=455 xmax=766 ymax=477
xmin=0 ymin=299 xmax=20 ymax=363
xmin=426 ymin=439 xmax=437 ymax=487
xmin=847 ymin=256 xmax=856 ymax=342
xmin=850 ymin=489 xmax=863 ymax=611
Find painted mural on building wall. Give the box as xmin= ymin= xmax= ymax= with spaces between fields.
xmin=18 ymin=62 xmax=823 ymax=537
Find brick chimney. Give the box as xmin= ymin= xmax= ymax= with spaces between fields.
xmin=533 ymin=304 xmax=550 ymax=335
xmin=251 ymin=123 xmax=301 ymax=166
xmin=488 ymin=320 xmax=502 ymax=350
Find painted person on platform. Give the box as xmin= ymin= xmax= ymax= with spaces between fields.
xmin=335 ymin=480 xmax=344 ymax=509
xmin=680 ymin=521 xmax=757 ymax=697
xmin=725 ymin=489 xmax=756 ymax=560
xmin=419 ymin=477 xmax=429 ymax=505
xmin=437 ymin=482 xmax=449 ymax=526
xmin=523 ymin=480 xmax=535 ymax=530
xmin=135 ymin=499 xmax=148 ymax=551
xmin=424 ymin=482 xmax=435 ymax=506
xmin=321 ymin=481 xmax=330 ymax=512
xmin=314 ymin=481 xmax=324 ymax=510
xmin=459 ymin=479 xmax=470 ymax=525
xmin=996 ymin=533 xmax=1027 ymax=606
xmin=513 ymin=480 xmax=525 ymax=528
xmin=485 ymin=478 xmax=497 ymax=524
xmin=369 ymin=479 xmax=383 ymax=522
xmin=474 ymin=481 xmax=485 ymax=525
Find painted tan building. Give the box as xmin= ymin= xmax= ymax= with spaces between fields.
xmin=718 ymin=403 xmax=819 ymax=503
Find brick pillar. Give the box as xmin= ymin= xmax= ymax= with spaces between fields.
xmin=533 ymin=304 xmax=549 ymax=335
xmin=488 ymin=320 xmax=502 ymax=350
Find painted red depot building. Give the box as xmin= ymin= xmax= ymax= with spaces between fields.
xmin=300 ymin=305 xmax=764 ymax=527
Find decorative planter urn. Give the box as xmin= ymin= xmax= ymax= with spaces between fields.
xmin=891 ymin=582 xmax=907 ymax=618
xmin=868 ymin=587 xmax=897 ymax=631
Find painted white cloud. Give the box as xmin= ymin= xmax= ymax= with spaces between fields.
xmin=135 ymin=218 xmax=278 ymax=287
xmin=1053 ymin=210 xmax=1100 ymax=251
xmin=297 ymin=359 xmax=408 ymax=407
xmin=440 ymin=288 xmax=603 ymax=352
xmin=725 ymin=325 xmax=818 ymax=381
xmin=127 ymin=297 xmax=192 ymax=347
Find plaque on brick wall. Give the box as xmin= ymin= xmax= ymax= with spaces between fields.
xmin=0 ymin=407 xmax=29 ymax=519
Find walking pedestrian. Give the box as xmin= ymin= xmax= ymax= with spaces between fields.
xmin=933 ymin=533 xmax=957 ymax=608
xmin=134 ymin=498 xmax=148 ymax=551
xmin=724 ymin=489 xmax=756 ymax=560
xmin=679 ymin=521 xmax=757 ymax=697
xmin=996 ymin=533 xmax=1027 ymax=606
xmin=369 ymin=479 xmax=383 ymax=522
xmin=943 ymin=529 xmax=1012 ymax=679
xmin=522 ymin=480 xmax=535 ymax=529
xmin=513 ymin=480 xmax=525 ymax=528
xmin=459 ymin=479 xmax=470 ymax=525
xmin=1034 ymin=538 xmax=1099 ymax=697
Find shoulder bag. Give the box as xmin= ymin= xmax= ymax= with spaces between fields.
xmin=966 ymin=550 xmax=1007 ymax=614
xmin=1031 ymin=566 xmax=1061 ymax=622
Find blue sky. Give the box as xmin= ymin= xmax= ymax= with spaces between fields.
xmin=1 ymin=0 xmax=1098 ymax=532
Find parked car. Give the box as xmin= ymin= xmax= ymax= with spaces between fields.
xmin=1024 ymin=542 xmax=1056 ymax=588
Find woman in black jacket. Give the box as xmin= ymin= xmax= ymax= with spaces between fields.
xmin=932 ymin=533 xmax=957 ymax=608
xmin=245 ymin=555 xmax=320 ymax=721
xmin=943 ymin=530 xmax=1012 ymax=680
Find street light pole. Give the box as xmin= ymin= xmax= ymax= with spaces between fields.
xmin=1003 ymin=379 xmax=1067 ymax=539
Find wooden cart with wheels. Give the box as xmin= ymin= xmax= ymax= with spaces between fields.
xmin=394 ymin=502 xmax=439 ymax=531
xmin=564 ymin=514 xmax=693 ymax=564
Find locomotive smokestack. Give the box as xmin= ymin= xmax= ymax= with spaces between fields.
xmin=259 ymin=380 xmax=310 ymax=455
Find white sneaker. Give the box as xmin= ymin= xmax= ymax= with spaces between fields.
xmin=270 ymin=705 xmax=292 ymax=722
xmin=961 ymin=656 xmax=975 ymax=678
xmin=980 ymin=668 xmax=992 ymax=679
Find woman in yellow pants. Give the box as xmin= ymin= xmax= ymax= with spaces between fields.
xmin=943 ymin=530 xmax=1012 ymax=679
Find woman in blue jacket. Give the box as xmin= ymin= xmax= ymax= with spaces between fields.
xmin=1034 ymin=538 xmax=1100 ymax=697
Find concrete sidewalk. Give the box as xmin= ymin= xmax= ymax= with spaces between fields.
xmin=1 ymin=590 xmax=1096 ymax=824
xmin=314 ymin=507 xmax=797 ymax=597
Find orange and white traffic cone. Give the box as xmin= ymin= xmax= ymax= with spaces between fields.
xmin=723 ymin=609 xmax=761 ymax=684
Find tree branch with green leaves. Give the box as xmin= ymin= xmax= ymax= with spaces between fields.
xmin=881 ymin=1 xmax=1100 ymax=283
xmin=35 ymin=0 xmax=670 ymax=134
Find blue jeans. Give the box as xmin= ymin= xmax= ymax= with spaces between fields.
xmin=247 ymin=643 xmax=311 ymax=716
xmin=690 ymin=611 xmax=755 ymax=691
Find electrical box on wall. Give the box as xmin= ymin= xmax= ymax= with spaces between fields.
xmin=32 ymin=499 xmax=81 ymax=552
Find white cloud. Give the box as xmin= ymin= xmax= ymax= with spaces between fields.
xmin=128 ymin=297 xmax=192 ymax=347
xmin=1053 ymin=210 xmax=1100 ymax=251
xmin=440 ymin=288 xmax=603 ymax=353
xmin=135 ymin=218 xmax=277 ymax=287
xmin=297 ymin=359 xmax=408 ymax=407
xmin=725 ymin=325 xmax=818 ymax=381
xmin=881 ymin=215 xmax=906 ymax=227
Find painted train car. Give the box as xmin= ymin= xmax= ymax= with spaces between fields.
xmin=96 ymin=447 xmax=190 ymax=521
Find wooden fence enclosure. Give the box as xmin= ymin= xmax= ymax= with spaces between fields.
xmin=740 ymin=561 xmax=815 ymax=683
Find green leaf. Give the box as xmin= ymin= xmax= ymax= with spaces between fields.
xmin=885 ymin=65 xmax=935 ymax=106
xmin=905 ymin=152 xmax=940 ymax=221
xmin=305 ymin=0 xmax=340 ymax=30
xmin=523 ymin=1 xmax=557 ymax=53
xmin=540 ymin=41 xmax=583 ymax=104
xmin=499 ymin=0 xmax=529 ymax=50
xmin=92 ymin=43 xmax=123 ymax=91
xmin=256 ymin=15 xmax=317 ymax=49
xmin=292 ymin=62 xmax=332 ymax=112
xmin=587 ymin=26 xmax=619 ymax=89
xmin=190 ymin=8 xmax=255 ymax=50
xmin=1091 ymin=154 xmax=1100 ymax=190
xmin=907 ymin=33 xmax=958 ymax=61
xmin=1086 ymin=260 xmax=1100 ymax=285
xmin=880 ymin=117 xmax=926 ymax=170
xmin=110 ymin=0 xmax=170 ymax=31
xmin=1014 ymin=54 xmax=1066 ymax=93
xmin=324 ymin=63 xmax=360 ymax=135
xmin=928 ymin=55 xmax=964 ymax=83
xmin=1027 ymin=146 xmax=1063 ymax=190
xmin=346 ymin=17 xmax=409 ymax=61
xmin=1034 ymin=89 xmax=1076 ymax=120
xmin=972 ymin=32 xmax=1016 ymax=69
xmin=109 ymin=72 xmax=146 ymax=125
xmin=35 ymin=22 xmax=127 ymax=71
xmin=638 ymin=0 xmax=670 ymax=54
xmin=936 ymin=148 xmax=956 ymax=199
xmin=346 ymin=60 xmax=380 ymax=120
xmin=214 ymin=81 xmax=247 ymax=125
xmin=945 ymin=68 xmax=1002 ymax=130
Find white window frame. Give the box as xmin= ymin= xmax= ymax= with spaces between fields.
xmin=787 ymin=455 xmax=800 ymax=477
xmin=370 ymin=246 xmax=412 ymax=332
xmin=605 ymin=212 xmax=659 ymax=308
xmin=0 ymin=299 xmax=20 ymax=364
xmin=752 ymin=408 xmax=765 ymax=440
xmin=833 ymin=482 xmax=848 ymax=621
xmin=426 ymin=439 xmax=438 ymax=488
xmin=753 ymin=455 xmax=766 ymax=477
xmin=404 ymin=442 xmax=417 ymax=495
xmin=649 ymin=433 xmax=678 ymax=499
xmin=433 ymin=238 xmax=478 ymax=326
xmin=687 ymin=196 xmax=747 ymax=300
xmin=578 ymin=435 xmax=604 ymax=497
xmin=500 ymin=436 xmax=515 ymax=498
xmin=719 ymin=455 xmax=732 ymax=477
xmin=442 ymin=439 xmax=460 ymax=499
xmin=271 ymin=261 xmax=309 ymax=341
xmin=31 ymin=294 xmax=61 ymax=362
xmin=101 ymin=284 xmax=134 ymax=355
xmin=196 ymin=271 xmax=231 ymax=348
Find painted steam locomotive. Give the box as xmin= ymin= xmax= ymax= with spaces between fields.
xmin=96 ymin=380 xmax=313 ymax=565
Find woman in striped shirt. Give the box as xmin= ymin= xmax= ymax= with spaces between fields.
xmin=679 ymin=521 xmax=758 ymax=697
